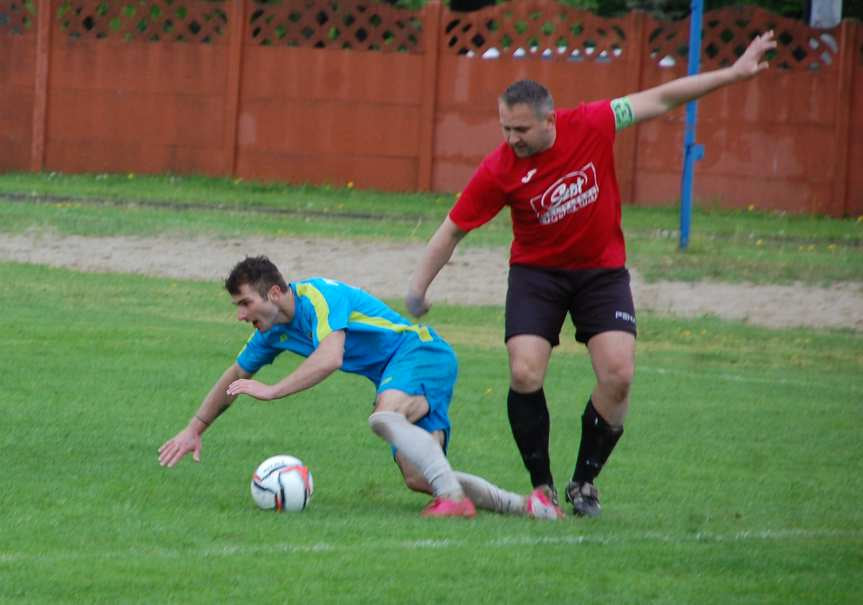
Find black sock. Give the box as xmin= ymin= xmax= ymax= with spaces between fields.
xmin=572 ymin=399 xmax=623 ymax=485
xmin=507 ymin=387 xmax=553 ymax=489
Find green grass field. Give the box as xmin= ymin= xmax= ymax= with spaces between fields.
xmin=2 ymin=261 xmax=861 ymax=603
xmin=1 ymin=173 xmax=862 ymax=603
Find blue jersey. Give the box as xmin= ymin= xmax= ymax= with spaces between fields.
xmin=236 ymin=278 xmax=441 ymax=386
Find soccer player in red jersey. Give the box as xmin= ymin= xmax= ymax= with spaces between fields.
xmin=407 ymin=31 xmax=777 ymax=517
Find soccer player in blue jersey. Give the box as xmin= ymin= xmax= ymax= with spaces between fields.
xmin=158 ymin=255 xmax=562 ymax=519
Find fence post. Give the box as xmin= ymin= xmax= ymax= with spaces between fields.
xmin=619 ymin=10 xmax=647 ymax=206
xmin=678 ymin=0 xmax=705 ymax=250
xmin=30 ymin=0 xmax=53 ymax=172
xmin=417 ymin=0 xmax=442 ymax=192
xmin=832 ymin=19 xmax=856 ymax=217
xmin=223 ymin=0 xmax=246 ymax=178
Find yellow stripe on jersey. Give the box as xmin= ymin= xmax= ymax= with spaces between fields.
xmin=237 ymin=330 xmax=256 ymax=357
xmin=295 ymin=283 xmax=332 ymax=342
xmin=348 ymin=311 xmax=433 ymax=342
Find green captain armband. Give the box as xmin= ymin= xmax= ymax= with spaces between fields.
xmin=611 ymin=97 xmax=635 ymax=130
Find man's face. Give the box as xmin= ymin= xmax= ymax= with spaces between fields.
xmin=498 ymin=101 xmax=555 ymax=158
xmin=231 ymin=283 xmax=281 ymax=332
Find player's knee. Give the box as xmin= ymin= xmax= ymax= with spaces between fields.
xmin=598 ymin=360 xmax=634 ymax=402
xmin=368 ymin=410 xmax=398 ymax=441
xmin=509 ymin=358 xmax=545 ymax=392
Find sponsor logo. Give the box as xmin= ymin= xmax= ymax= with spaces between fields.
xmin=381 ymin=376 xmax=394 ymax=386
xmin=521 ymin=168 xmax=537 ymax=184
xmin=529 ymin=163 xmax=599 ymax=225
xmin=614 ymin=311 xmax=636 ymax=324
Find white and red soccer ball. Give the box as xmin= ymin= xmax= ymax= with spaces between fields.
xmin=250 ymin=454 xmax=314 ymax=512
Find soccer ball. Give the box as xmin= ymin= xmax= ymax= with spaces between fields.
xmin=250 ymin=454 xmax=314 ymax=512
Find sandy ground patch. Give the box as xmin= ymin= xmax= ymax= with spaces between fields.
xmin=2 ymin=232 xmax=860 ymax=331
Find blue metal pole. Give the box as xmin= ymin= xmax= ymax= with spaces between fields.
xmin=679 ymin=0 xmax=705 ymax=250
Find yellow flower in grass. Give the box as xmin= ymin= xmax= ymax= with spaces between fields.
xmin=346 ymin=181 xmax=355 ymax=189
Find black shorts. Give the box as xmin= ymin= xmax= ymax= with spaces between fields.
xmin=505 ymin=264 xmax=637 ymax=346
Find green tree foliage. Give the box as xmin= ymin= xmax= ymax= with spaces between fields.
xmin=618 ymin=1 xmax=800 ymax=20
xmin=392 ymin=1 xmax=862 ymax=22
xmin=591 ymin=1 xmax=862 ymax=22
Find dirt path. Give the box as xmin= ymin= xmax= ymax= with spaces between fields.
xmin=2 ymin=232 xmax=861 ymax=331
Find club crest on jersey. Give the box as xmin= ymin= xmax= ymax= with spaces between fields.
xmin=529 ymin=163 xmax=599 ymax=225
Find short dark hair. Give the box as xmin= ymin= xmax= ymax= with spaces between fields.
xmin=225 ymin=256 xmax=288 ymax=298
xmin=500 ymin=80 xmax=554 ymax=118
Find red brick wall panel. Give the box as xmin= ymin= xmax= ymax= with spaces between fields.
xmin=0 ymin=28 xmax=36 ymax=170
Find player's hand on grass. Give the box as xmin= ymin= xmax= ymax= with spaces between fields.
xmin=405 ymin=290 xmax=430 ymax=317
xmin=226 ymin=378 xmax=276 ymax=400
xmin=158 ymin=428 xmax=202 ymax=467
xmin=732 ymin=30 xmax=777 ymax=79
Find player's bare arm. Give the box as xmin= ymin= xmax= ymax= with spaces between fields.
xmin=158 ymin=362 xmax=250 ymax=467
xmin=615 ymin=30 xmax=777 ymax=129
xmin=406 ymin=216 xmax=467 ymax=317
xmin=226 ymin=330 xmax=346 ymax=400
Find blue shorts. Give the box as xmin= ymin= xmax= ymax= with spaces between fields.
xmin=377 ymin=332 xmax=457 ymax=453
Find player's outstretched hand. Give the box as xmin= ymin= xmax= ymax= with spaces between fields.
xmin=158 ymin=428 xmax=201 ymax=467
xmin=405 ymin=290 xmax=431 ymax=318
xmin=226 ymin=378 xmax=275 ymax=400
xmin=732 ymin=30 xmax=777 ymax=79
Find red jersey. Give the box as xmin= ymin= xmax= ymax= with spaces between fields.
xmin=449 ymin=101 xmax=626 ymax=269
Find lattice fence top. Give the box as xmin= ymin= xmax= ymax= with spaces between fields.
xmin=248 ymin=0 xmax=422 ymax=52
xmin=57 ymin=0 xmax=228 ymax=43
xmin=648 ymin=6 xmax=840 ymax=71
xmin=0 ymin=0 xmax=35 ymax=35
xmin=444 ymin=4 xmax=841 ymax=72
xmin=443 ymin=2 xmax=628 ymax=63
xmin=8 ymin=0 xmax=855 ymax=66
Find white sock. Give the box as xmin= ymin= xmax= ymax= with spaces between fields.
xmin=453 ymin=471 xmax=526 ymax=515
xmin=368 ymin=411 xmax=463 ymax=499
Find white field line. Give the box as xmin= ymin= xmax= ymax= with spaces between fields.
xmin=2 ymin=528 xmax=860 ymax=562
